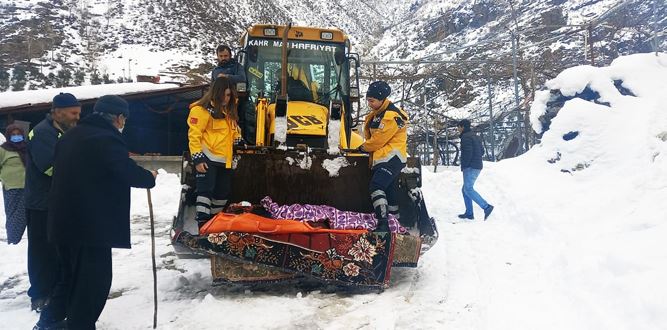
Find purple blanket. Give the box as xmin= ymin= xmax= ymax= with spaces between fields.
xmin=260 ymin=196 xmax=407 ymax=234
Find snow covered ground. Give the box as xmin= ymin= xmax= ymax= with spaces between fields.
xmin=1 ymin=53 xmax=666 ymax=329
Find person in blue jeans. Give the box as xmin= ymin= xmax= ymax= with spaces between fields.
xmin=457 ymin=119 xmax=494 ymax=220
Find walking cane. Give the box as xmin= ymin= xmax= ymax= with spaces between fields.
xmin=147 ymin=189 xmax=158 ymax=329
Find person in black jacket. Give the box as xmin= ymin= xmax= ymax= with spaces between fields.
xmin=35 ymin=95 xmax=156 ymax=330
xmin=24 ymin=92 xmax=81 ymax=312
xmin=457 ymin=119 xmax=494 ymax=220
xmin=211 ymin=44 xmax=246 ymax=84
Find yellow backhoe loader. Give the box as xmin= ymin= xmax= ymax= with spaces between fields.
xmin=171 ymin=24 xmax=438 ymax=291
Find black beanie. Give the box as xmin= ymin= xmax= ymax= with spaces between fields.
xmin=366 ymin=81 xmax=391 ymax=100
xmin=458 ymin=119 xmax=471 ymax=131
xmin=94 ymin=95 xmax=129 ymax=117
xmin=52 ymin=92 xmax=80 ymax=109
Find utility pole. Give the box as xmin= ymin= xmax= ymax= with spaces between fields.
xmin=444 ymin=120 xmax=450 ymax=165
xmin=511 ymin=29 xmax=523 ymax=154
xmin=487 ymin=71 xmax=496 ymax=162
xmin=588 ymin=24 xmax=595 ymax=66
xmin=128 ymin=59 xmax=132 ymax=81
xmin=433 ymin=119 xmax=439 ymax=171
xmin=653 ymin=0 xmax=659 ymax=56
xmin=528 ymin=63 xmax=536 ymax=147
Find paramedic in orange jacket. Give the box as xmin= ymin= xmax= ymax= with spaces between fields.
xmin=358 ymin=81 xmax=409 ymax=232
xmin=188 ymin=77 xmax=242 ymax=225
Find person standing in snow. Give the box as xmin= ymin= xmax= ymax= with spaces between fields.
xmin=457 ymin=119 xmax=494 ymax=220
xmin=358 ymin=81 xmax=409 ymax=232
xmin=211 ymin=44 xmax=246 ymax=84
xmin=0 ymin=124 xmax=28 ymax=244
xmin=24 ymin=92 xmax=81 ymax=312
xmin=34 ymin=95 xmax=157 ymax=330
xmin=188 ymin=77 xmax=242 ymax=226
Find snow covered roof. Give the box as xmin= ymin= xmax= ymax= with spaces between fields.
xmin=0 ymin=82 xmax=192 ymax=114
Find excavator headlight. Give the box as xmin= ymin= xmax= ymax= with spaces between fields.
xmin=330 ymin=101 xmax=342 ymax=120
xmin=263 ymin=28 xmax=277 ymax=36
xmin=320 ymin=31 xmax=334 ymax=40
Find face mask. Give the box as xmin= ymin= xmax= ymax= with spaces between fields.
xmin=10 ymin=135 xmax=24 ymax=143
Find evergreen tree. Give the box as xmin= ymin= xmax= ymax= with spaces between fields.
xmin=0 ymin=67 xmax=10 ymax=92
xmin=10 ymin=65 xmax=27 ymax=91
xmin=90 ymin=71 xmax=102 ymax=85
xmin=26 ymin=69 xmax=45 ymax=90
xmin=56 ymin=68 xmax=72 ymax=87
xmin=74 ymin=69 xmax=85 ymax=86
xmin=45 ymin=72 xmax=56 ymax=87
xmin=102 ymin=73 xmax=113 ymax=84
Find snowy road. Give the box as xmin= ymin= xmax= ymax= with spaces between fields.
xmin=0 ymin=168 xmax=473 ymax=330
xmin=2 ymin=161 xmax=666 ymax=329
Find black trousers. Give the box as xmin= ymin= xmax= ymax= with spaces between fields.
xmin=195 ymin=161 xmax=232 ymax=222
xmin=39 ymin=244 xmax=113 ymax=330
xmin=369 ymin=159 xmax=404 ymax=221
xmin=26 ymin=209 xmax=60 ymax=301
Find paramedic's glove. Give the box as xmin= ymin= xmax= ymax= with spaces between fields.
xmin=233 ymin=138 xmax=247 ymax=149
xmin=191 ymin=152 xmax=208 ymax=173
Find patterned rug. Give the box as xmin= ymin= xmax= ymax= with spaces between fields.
xmin=177 ymin=231 xmax=396 ymax=289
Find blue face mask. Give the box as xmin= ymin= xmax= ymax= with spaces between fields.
xmin=10 ymin=135 xmax=24 ymax=143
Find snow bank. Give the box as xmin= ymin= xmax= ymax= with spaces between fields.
xmin=481 ymin=52 xmax=667 ymax=329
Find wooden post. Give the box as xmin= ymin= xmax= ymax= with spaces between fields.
xmin=433 ymin=119 xmax=440 ymax=171
xmin=588 ymin=24 xmax=595 ymax=66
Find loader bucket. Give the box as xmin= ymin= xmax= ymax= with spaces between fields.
xmin=229 ymin=149 xmax=374 ymax=213
xmin=173 ymin=148 xmax=428 ymax=240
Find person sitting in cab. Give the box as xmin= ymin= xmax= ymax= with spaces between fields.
xmin=358 ymin=81 xmax=409 ymax=232
xmin=274 ymin=64 xmax=318 ymax=103
xmin=188 ymin=77 xmax=242 ymax=226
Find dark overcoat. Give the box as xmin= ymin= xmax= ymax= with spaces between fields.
xmin=48 ymin=114 xmax=155 ymax=248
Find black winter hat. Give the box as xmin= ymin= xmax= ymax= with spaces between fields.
xmin=366 ymin=81 xmax=391 ymax=100
xmin=458 ymin=119 xmax=471 ymax=130
xmin=94 ymin=95 xmax=130 ymax=117
xmin=52 ymin=92 xmax=80 ymax=109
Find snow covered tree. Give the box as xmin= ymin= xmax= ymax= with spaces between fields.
xmin=45 ymin=72 xmax=56 ymax=87
xmin=26 ymin=68 xmax=45 ymax=90
xmin=0 ymin=67 xmax=10 ymax=91
xmin=56 ymin=68 xmax=72 ymax=87
xmin=102 ymin=73 xmax=113 ymax=84
xmin=74 ymin=69 xmax=85 ymax=86
xmin=90 ymin=71 xmax=102 ymax=85
xmin=10 ymin=65 xmax=27 ymax=91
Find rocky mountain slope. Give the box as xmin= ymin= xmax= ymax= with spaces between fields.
xmin=0 ymin=0 xmax=664 ymax=134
